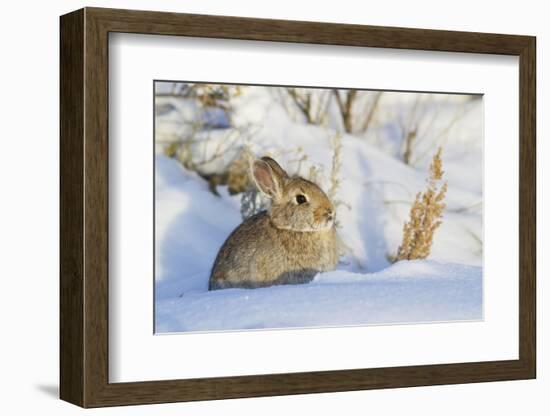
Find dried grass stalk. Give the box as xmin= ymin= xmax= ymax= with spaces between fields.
xmin=396 ymin=147 xmax=448 ymax=261
xmin=328 ymin=131 xmax=343 ymax=200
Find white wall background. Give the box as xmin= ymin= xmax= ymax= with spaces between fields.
xmin=0 ymin=0 xmax=545 ymax=414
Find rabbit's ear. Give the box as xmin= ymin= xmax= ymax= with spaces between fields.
xmin=260 ymin=157 xmax=288 ymax=181
xmin=252 ymin=159 xmax=285 ymax=200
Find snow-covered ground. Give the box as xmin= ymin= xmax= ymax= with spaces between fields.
xmin=154 ymin=83 xmax=483 ymax=333
xmin=157 ymin=260 xmax=481 ymax=333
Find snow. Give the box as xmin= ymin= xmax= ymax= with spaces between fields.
xmin=154 ymin=83 xmax=483 ymax=333
xmin=156 ymin=260 xmax=481 ymax=333
xmin=155 ymin=155 xmax=241 ymax=295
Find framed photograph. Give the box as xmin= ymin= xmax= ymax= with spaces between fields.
xmin=60 ymin=7 xmax=536 ymax=408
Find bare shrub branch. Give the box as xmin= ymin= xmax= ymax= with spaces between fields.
xmin=333 ymin=89 xmax=358 ymax=133
xmin=286 ymin=88 xmax=313 ymax=123
xmin=360 ymin=91 xmax=383 ymax=133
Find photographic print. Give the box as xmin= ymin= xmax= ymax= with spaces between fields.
xmin=154 ymin=81 xmax=483 ymax=333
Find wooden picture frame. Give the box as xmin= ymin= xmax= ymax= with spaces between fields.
xmin=60 ymin=7 xmax=536 ymax=408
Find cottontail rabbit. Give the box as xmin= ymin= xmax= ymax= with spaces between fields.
xmin=209 ymin=156 xmax=339 ymax=290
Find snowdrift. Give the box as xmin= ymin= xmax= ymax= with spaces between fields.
xmin=156 ymin=260 xmax=482 ymax=333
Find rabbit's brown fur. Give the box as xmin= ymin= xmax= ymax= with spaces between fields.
xmin=209 ymin=157 xmax=339 ymax=290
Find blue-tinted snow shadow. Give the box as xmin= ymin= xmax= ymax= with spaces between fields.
xmin=355 ymin=156 xmax=391 ymax=272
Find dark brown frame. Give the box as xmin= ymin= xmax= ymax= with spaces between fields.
xmin=60 ymin=7 xmax=536 ymax=408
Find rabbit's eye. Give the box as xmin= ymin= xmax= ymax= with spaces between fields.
xmin=296 ymin=194 xmax=307 ymax=204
